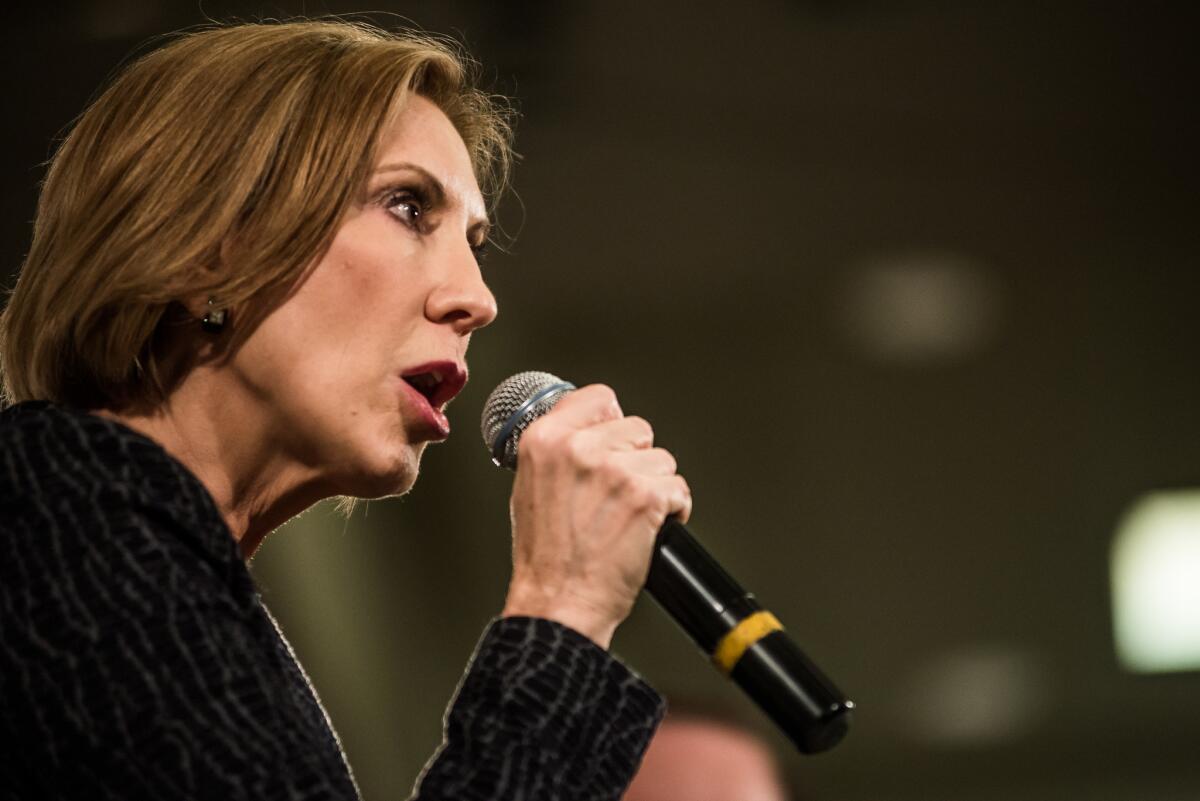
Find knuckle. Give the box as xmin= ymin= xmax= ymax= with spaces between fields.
xmin=625 ymin=483 xmax=655 ymax=512
xmin=626 ymin=416 xmax=654 ymax=445
xmin=583 ymin=384 xmax=621 ymax=417
xmin=586 ymin=383 xmax=618 ymax=404
xmin=519 ymin=419 xmax=555 ymax=456
xmin=565 ymin=432 xmax=598 ymax=470
xmin=636 ymin=480 xmax=671 ymax=514
xmin=676 ymin=475 xmax=692 ymax=497
xmin=599 ymin=454 xmax=632 ymax=487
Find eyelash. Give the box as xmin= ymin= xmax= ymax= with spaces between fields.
xmin=382 ymin=186 xmax=429 ymax=229
xmin=381 ymin=185 xmax=488 ymax=265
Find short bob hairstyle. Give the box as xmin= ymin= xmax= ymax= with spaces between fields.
xmin=0 ymin=20 xmax=514 ymax=411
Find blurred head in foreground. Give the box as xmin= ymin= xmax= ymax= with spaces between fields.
xmin=624 ymin=712 xmax=791 ymax=801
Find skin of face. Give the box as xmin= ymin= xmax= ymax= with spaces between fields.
xmin=100 ymin=94 xmax=497 ymax=555
xmin=623 ymin=719 xmax=789 ymax=801
xmin=223 ymin=93 xmax=496 ymax=497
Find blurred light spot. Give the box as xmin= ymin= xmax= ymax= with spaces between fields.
xmin=899 ymin=644 xmax=1046 ymax=746
xmin=1111 ymin=490 xmax=1200 ymax=673
xmin=836 ymin=252 xmax=1001 ymax=364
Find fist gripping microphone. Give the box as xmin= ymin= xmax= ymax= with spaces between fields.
xmin=481 ymin=371 xmax=854 ymax=754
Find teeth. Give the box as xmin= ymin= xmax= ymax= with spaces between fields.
xmin=431 ymin=370 xmax=443 ymax=385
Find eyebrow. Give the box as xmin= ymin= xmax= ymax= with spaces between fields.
xmin=373 ymin=161 xmax=490 ymax=240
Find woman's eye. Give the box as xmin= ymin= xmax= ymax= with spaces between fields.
xmin=470 ymin=241 xmax=488 ymax=264
xmin=385 ymin=192 xmax=423 ymax=227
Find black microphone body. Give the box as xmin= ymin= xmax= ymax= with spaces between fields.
xmin=481 ymin=371 xmax=853 ymax=754
xmin=649 ymin=517 xmax=851 ymax=753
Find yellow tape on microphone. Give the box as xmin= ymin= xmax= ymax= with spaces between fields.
xmin=711 ymin=611 xmax=783 ymax=675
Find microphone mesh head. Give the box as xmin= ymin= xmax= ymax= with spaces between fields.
xmin=480 ymin=371 xmax=575 ymax=470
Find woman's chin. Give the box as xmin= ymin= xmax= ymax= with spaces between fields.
xmin=344 ymin=443 xmax=424 ymax=499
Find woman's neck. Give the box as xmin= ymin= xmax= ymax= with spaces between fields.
xmin=94 ymin=370 xmax=333 ymax=558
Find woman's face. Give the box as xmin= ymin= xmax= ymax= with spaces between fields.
xmin=227 ymin=94 xmax=497 ymax=499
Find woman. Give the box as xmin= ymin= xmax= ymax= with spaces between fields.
xmin=0 ymin=20 xmax=691 ymax=800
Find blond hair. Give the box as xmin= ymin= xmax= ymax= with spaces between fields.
xmin=0 ymin=20 xmax=514 ymax=410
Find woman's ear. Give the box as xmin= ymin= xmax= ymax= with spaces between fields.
xmin=180 ymin=293 xmax=213 ymax=322
xmin=177 ymin=290 xmax=227 ymax=329
xmin=182 ymin=243 xmax=233 ymax=325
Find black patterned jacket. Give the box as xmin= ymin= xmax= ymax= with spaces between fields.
xmin=0 ymin=402 xmax=664 ymax=800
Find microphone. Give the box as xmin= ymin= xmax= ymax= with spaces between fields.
xmin=481 ymin=371 xmax=854 ymax=754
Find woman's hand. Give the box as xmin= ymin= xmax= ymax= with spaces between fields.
xmin=501 ymin=384 xmax=692 ymax=649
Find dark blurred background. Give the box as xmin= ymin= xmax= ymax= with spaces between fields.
xmin=4 ymin=2 xmax=1199 ymax=799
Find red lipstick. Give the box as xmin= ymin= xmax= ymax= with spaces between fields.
xmin=398 ymin=361 xmax=467 ymax=439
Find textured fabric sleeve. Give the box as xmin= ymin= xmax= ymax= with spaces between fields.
xmin=0 ymin=404 xmax=664 ymax=801
xmin=413 ymin=616 xmax=666 ymax=801
xmin=0 ymin=480 xmax=360 ymax=801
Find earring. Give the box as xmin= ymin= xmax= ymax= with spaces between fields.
xmin=200 ymin=298 xmax=228 ymax=333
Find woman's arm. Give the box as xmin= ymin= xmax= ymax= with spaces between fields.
xmin=0 ymin=392 xmax=684 ymax=801
xmin=412 ymin=384 xmax=689 ymax=800
xmin=413 ymin=617 xmax=663 ymax=801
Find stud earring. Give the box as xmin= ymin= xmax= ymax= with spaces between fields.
xmin=200 ymin=298 xmax=228 ymax=333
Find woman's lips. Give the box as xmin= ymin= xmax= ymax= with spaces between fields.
xmin=397 ymin=360 xmax=467 ymax=440
xmin=398 ymin=378 xmax=451 ymax=439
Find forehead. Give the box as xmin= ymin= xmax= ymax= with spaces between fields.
xmin=375 ymin=94 xmax=485 ymax=219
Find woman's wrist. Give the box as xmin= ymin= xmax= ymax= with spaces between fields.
xmin=501 ymin=584 xmax=620 ymax=650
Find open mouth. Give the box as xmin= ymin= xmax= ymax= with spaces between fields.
xmin=404 ymin=371 xmax=441 ymax=400
xmin=401 ymin=363 xmax=466 ymax=409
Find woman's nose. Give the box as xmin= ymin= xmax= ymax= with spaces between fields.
xmin=425 ymin=241 xmax=498 ymax=334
